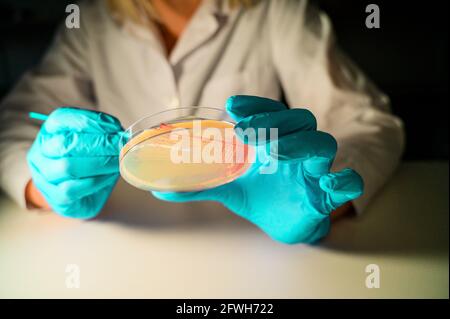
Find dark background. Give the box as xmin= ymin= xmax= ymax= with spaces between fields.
xmin=0 ymin=0 xmax=448 ymax=160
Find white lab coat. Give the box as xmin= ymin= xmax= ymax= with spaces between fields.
xmin=0 ymin=0 xmax=404 ymax=213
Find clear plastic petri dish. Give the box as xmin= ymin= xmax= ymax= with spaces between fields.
xmin=119 ymin=107 xmax=254 ymax=192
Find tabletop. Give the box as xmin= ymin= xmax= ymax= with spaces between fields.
xmin=0 ymin=161 xmax=448 ymax=298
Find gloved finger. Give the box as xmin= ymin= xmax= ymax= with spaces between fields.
xmin=40 ymin=131 xmax=122 ymax=158
xmin=30 ymin=167 xmax=118 ymax=206
xmin=43 ymin=107 xmax=123 ymax=134
xmin=53 ymin=174 xmax=119 ymax=205
xmin=319 ymin=168 xmax=364 ymax=209
xmin=152 ymin=182 xmax=242 ymax=204
xmin=234 ymin=109 xmax=317 ymax=145
xmin=28 ymin=148 xmax=118 ymax=183
xmin=225 ymin=95 xmax=287 ymax=122
xmin=52 ymin=183 xmax=115 ymax=219
xmin=273 ymin=130 xmax=337 ymax=161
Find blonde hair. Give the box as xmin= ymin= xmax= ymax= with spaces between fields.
xmin=107 ymin=0 xmax=255 ymax=25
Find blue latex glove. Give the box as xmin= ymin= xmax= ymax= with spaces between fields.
xmin=27 ymin=107 xmax=123 ymax=219
xmin=153 ymin=95 xmax=364 ymax=244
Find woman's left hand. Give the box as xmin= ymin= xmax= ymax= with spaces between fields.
xmin=153 ymin=95 xmax=363 ymax=244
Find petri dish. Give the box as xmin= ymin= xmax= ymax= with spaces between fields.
xmin=119 ymin=107 xmax=254 ymax=192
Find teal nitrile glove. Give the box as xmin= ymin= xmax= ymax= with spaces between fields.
xmin=27 ymin=107 xmax=123 ymax=219
xmin=152 ymin=95 xmax=364 ymax=244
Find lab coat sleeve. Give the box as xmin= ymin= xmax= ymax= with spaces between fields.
xmin=269 ymin=0 xmax=405 ymax=213
xmin=0 ymin=7 xmax=95 ymax=208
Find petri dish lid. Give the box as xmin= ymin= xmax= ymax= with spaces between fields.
xmin=119 ymin=107 xmax=254 ymax=192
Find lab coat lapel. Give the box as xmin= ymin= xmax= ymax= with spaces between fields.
xmin=169 ymin=0 xmax=223 ymax=66
xmin=121 ymin=18 xmax=167 ymax=58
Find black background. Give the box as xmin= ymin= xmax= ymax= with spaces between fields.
xmin=0 ymin=0 xmax=448 ymax=160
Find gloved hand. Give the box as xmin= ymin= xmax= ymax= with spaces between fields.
xmin=27 ymin=107 xmax=123 ymax=219
xmin=153 ymin=95 xmax=364 ymax=244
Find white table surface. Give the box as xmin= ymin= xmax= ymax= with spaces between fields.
xmin=0 ymin=161 xmax=448 ymax=298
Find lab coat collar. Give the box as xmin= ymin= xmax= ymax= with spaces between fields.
xmin=109 ymin=0 xmax=239 ymax=65
xmin=169 ymin=0 xmax=234 ymax=65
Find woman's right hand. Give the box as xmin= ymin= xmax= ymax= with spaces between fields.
xmin=26 ymin=107 xmax=124 ymax=219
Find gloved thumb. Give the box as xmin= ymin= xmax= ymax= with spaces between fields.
xmin=225 ymin=95 xmax=287 ymax=122
xmin=319 ymin=168 xmax=364 ymax=209
xmin=152 ymin=182 xmax=243 ymax=205
xmin=152 ymin=190 xmax=213 ymax=202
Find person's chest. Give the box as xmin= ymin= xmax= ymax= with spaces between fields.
xmin=87 ymin=0 xmax=280 ymax=127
